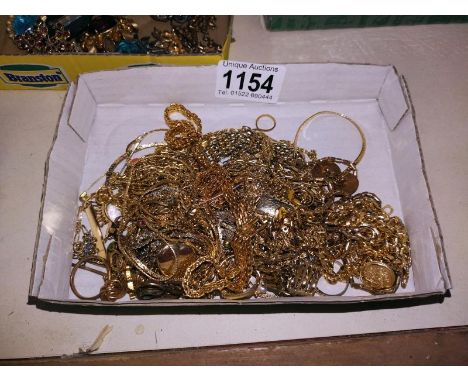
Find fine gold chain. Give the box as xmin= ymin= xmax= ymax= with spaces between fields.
xmin=70 ymin=104 xmax=411 ymax=301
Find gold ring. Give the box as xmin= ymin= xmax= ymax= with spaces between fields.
xmin=255 ymin=114 xmax=276 ymax=132
xmin=70 ymin=256 xmax=109 ymax=300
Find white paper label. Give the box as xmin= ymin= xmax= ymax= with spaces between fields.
xmin=215 ymin=60 xmax=286 ymax=103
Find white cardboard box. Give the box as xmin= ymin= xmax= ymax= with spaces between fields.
xmin=29 ymin=63 xmax=452 ymax=308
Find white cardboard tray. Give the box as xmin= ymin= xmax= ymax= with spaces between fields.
xmin=29 ymin=63 xmax=451 ymax=308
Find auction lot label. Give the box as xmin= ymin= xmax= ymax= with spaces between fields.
xmin=215 ymin=60 xmax=286 ymax=103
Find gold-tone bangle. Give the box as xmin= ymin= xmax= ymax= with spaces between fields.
xmin=293 ymin=111 xmax=367 ymax=166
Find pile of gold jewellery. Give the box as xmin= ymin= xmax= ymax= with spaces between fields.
xmin=6 ymin=16 xmax=222 ymax=55
xmin=70 ymin=104 xmax=411 ymax=301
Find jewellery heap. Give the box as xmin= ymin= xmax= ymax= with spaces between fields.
xmin=70 ymin=104 xmax=411 ymax=301
xmin=6 ymin=16 xmax=222 ymax=55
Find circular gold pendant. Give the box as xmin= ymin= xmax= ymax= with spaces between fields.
xmin=360 ymin=261 xmax=397 ymax=292
xmin=311 ymin=160 xmax=341 ymax=178
xmin=336 ymin=172 xmax=359 ymax=195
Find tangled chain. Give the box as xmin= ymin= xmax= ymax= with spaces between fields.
xmin=70 ymin=104 xmax=411 ymax=300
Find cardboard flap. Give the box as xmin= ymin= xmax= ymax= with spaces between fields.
xmin=68 ymin=76 xmax=97 ymax=142
xmin=280 ymin=63 xmax=390 ymax=102
xmin=75 ymin=63 xmax=391 ymax=105
xmin=30 ymin=229 xmax=52 ymax=298
xmin=386 ymin=111 xmax=448 ymax=292
xmin=378 ymin=67 xmax=409 ymax=130
xmin=431 ymin=227 xmax=452 ymax=290
xmin=30 ymin=85 xmax=88 ymax=298
xmin=38 ymin=234 xmax=73 ymax=300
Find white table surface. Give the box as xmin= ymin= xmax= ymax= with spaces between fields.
xmin=0 ymin=16 xmax=467 ymax=359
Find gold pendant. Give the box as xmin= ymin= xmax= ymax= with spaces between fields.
xmin=360 ymin=261 xmax=398 ymax=293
